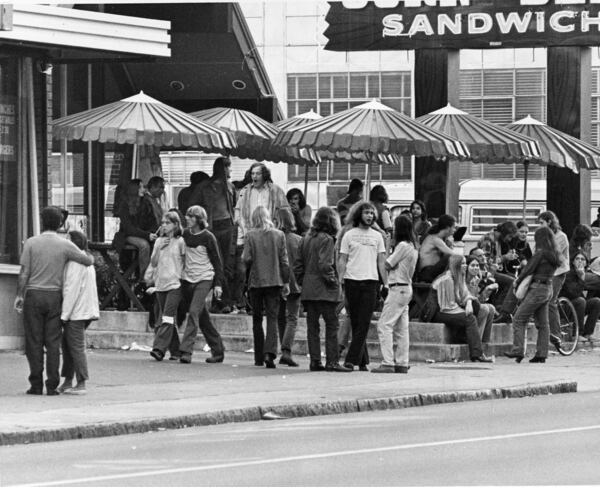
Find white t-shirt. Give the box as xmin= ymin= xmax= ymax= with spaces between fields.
xmin=386 ymin=241 xmax=418 ymax=285
xmin=340 ymin=227 xmax=385 ymax=281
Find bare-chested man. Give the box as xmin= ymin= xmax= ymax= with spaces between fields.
xmin=417 ymin=214 xmax=457 ymax=283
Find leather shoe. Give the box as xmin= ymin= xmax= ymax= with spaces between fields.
xmin=395 ymin=365 xmax=410 ymax=374
xmin=310 ymin=360 xmax=325 ymax=371
xmin=343 ymin=362 xmax=354 ymax=371
xmin=358 ymin=365 xmax=369 ymax=372
xmin=471 ymin=354 xmax=494 ymax=363
xmin=503 ymin=351 xmax=524 ymax=363
xmin=529 ymin=356 xmax=546 ymax=363
xmin=179 ymin=353 xmax=192 ymax=364
xmin=279 ymin=352 xmax=299 ymax=367
xmin=26 ymin=388 xmax=42 ymax=395
xmin=264 ymin=354 xmax=276 ymax=369
xmin=370 ymin=365 xmax=395 ymax=373
xmin=46 ymin=389 xmax=60 ymax=396
xmin=150 ymin=349 xmax=164 ymax=361
xmin=206 ymin=355 xmax=224 ymax=363
xmin=325 ymin=362 xmax=352 ymax=372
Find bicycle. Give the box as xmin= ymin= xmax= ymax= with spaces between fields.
xmin=555 ymin=297 xmax=579 ymax=356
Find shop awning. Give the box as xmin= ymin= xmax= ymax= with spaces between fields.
xmin=0 ymin=5 xmax=170 ymax=59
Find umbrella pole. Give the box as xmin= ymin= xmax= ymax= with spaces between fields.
xmin=132 ymin=144 xmax=138 ymax=178
xmin=303 ymin=164 xmax=309 ymax=198
xmin=523 ymin=160 xmax=529 ymax=220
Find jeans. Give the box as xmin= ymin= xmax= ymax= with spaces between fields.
xmin=477 ymin=303 xmax=495 ymax=343
xmin=511 ymin=282 xmax=553 ymax=357
xmin=376 ymin=286 xmax=411 ymax=367
xmin=278 ymin=294 xmax=300 ymax=353
xmin=23 ymin=290 xmax=63 ymax=392
xmin=433 ymin=310 xmax=483 ymax=359
xmin=549 ymin=274 xmax=567 ymax=340
xmin=152 ymin=288 xmax=182 ymax=354
xmin=249 ymin=286 xmax=281 ymax=362
xmin=344 ymin=279 xmax=378 ymax=366
xmin=571 ymin=296 xmax=600 ymax=337
xmin=418 ymin=255 xmax=449 ymax=283
xmin=125 ymin=236 xmax=151 ymax=277
xmin=180 ymin=280 xmax=224 ymax=356
xmin=212 ymin=220 xmax=236 ymax=307
xmin=61 ymin=320 xmax=90 ymax=383
xmin=304 ymin=300 xmax=340 ymax=364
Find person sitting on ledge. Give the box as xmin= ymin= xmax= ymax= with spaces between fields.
xmin=417 ymin=214 xmax=457 ymax=283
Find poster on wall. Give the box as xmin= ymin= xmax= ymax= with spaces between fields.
xmin=0 ymin=94 xmax=16 ymax=162
xmin=325 ymin=1 xmax=600 ymax=51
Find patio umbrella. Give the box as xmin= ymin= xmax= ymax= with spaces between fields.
xmin=189 ymin=107 xmax=279 ymax=161
xmin=51 ymin=91 xmax=237 ymax=154
xmin=273 ymin=100 xmax=470 ymax=191
xmin=506 ymin=115 xmax=600 ymax=217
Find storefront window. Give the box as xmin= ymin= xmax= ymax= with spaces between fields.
xmin=0 ymin=58 xmax=19 ymax=264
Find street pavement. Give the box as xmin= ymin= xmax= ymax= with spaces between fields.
xmin=1 ymin=346 xmax=599 ymax=446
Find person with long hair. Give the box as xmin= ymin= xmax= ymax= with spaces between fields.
xmin=417 ymin=214 xmax=457 ymax=283
xmin=295 ymin=207 xmax=351 ymax=372
xmin=180 ymin=205 xmax=226 ymax=364
xmin=560 ymin=251 xmax=600 ymax=343
xmin=537 ymin=211 xmax=569 ymax=351
xmin=338 ymin=201 xmax=388 ymax=371
xmin=286 ymin=188 xmax=312 ymax=236
xmin=410 ymin=199 xmax=431 ymax=244
xmin=504 ymin=226 xmax=561 ymax=363
xmin=372 ymin=215 xmax=418 ymax=373
xmin=57 ymin=230 xmax=99 ymax=395
xmin=431 ymin=255 xmax=493 ymax=363
xmin=369 ymin=185 xmax=393 ymax=238
xmin=465 ymin=255 xmax=496 ymax=347
xmin=242 ymin=206 xmax=290 ymax=369
xmin=507 ymin=221 xmax=533 ymax=276
xmin=149 ymin=211 xmax=186 ymax=362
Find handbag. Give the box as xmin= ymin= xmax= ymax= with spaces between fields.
xmin=515 ymin=275 xmax=533 ymax=300
xmin=143 ymin=263 xmax=157 ymax=287
xmin=420 ymin=288 xmax=440 ymax=322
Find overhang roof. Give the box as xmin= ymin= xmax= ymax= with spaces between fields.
xmin=0 ymin=4 xmax=170 ymax=59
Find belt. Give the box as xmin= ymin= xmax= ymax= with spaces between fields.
xmin=532 ymin=278 xmax=551 ymax=285
xmin=389 ymin=283 xmax=409 ymax=288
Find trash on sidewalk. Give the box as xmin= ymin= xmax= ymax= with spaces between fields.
xmin=262 ymin=411 xmax=287 ymax=420
xmin=245 ymin=348 xmax=254 ymax=353
xmin=203 ymin=344 xmax=211 ymax=352
xmin=121 ymin=342 xmax=152 ymax=352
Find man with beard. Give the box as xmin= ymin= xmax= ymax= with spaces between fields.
xmin=338 ymin=202 xmax=387 ymax=372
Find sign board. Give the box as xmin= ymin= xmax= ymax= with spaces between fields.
xmin=325 ymin=1 xmax=600 ymax=51
xmin=0 ymin=95 xmax=16 ymax=162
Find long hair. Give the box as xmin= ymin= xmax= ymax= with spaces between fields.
xmin=570 ymin=224 xmax=592 ymax=248
xmin=251 ymin=206 xmax=274 ymax=231
xmin=68 ymin=230 xmax=88 ymax=251
xmin=465 ymin=255 xmax=481 ymax=278
xmin=279 ymin=207 xmax=296 ymax=233
xmin=249 ymin=162 xmax=272 ymax=183
xmin=393 ymin=214 xmax=417 ymax=248
xmin=369 ymin=185 xmax=388 ymax=204
xmin=410 ymin=199 xmax=428 ymax=222
xmin=286 ymin=188 xmax=307 ymax=210
xmin=571 ymin=251 xmax=589 ymax=268
xmin=310 ymin=206 xmax=340 ymax=237
xmin=497 ymin=221 xmax=517 ymax=240
xmin=447 ymin=254 xmax=469 ymax=305
xmin=351 ymin=202 xmax=377 ymax=228
xmin=538 ymin=210 xmax=561 ymax=233
xmin=186 ymin=205 xmax=208 ymax=230
xmin=534 ymin=226 xmax=560 ymax=266
xmin=124 ymin=179 xmax=143 ymax=216
xmin=212 ymin=157 xmax=231 ymax=181
xmin=162 ymin=210 xmax=183 ymax=237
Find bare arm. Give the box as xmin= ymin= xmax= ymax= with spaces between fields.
xmin=377 ymin=252 xmax=388 ymax=287
xmin=432 ymin=235 xmax=455 ymax=257
xmin=338 ymin=253 xmax=348 ymax=284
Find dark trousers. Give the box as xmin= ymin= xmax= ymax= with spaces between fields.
xmin=152 ymin=288 xmax=182 ymax=354
xmin=249 ymin=286 xmax=281 ymax=362
xmin=278 ymin=294 xmax=300 ymax=353
xmin=571 ymin=296 xmax=600 ymax=337
xmin=231 ymin=244 xmax=248 ymax=309
xmin=23 ymin=290 xmax=63 ymax=392
xmin=304 ymin=300 xmax=340 ymax=364
xmin=212 ymin=220 xmax=236 ymax=307
xmin=418 ymin=255 xmax=450 ymax=283
xmin=61 ymin=320 xmax=90 ymax=383
xmin=433 ymin=310 xmax=483 ymax=359
xmin=344 ymin=279 xmax=378 ymax=366
xmin=491 ymin=272 xmax=518 ymax=315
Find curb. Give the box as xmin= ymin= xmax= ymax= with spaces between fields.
xmin=0 ymin=380 xmax=577 ymax=446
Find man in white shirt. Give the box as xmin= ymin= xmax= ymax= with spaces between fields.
xmin=338 ymin=202 xmax=387 ymax=371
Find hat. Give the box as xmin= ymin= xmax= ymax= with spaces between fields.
xmin=347 ymin=178 xmax=364 ymax=194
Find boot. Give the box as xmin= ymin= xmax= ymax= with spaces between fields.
xmin=279 ymin=350 xmax=299 ymax=367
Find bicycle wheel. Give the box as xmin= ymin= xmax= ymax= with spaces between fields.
xmin=556 ymin=297 xmax=579 ymax=356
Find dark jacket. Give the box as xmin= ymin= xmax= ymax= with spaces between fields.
xmin=515 ymin=250 xmax=560 ymax=287
xmin=294 ymin=231 xmax=341 ymax=303
xmin=561 ymin=268 xmax=585 ymax=300
xmin=190 ymin=178 xmax=236 ymax=227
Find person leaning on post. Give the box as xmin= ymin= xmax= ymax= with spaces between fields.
xmin=14 ymin=206 xmax=94 ymax=396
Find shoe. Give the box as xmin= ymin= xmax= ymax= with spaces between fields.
xmin=529 ymin=356 xmax=546 ymax=363
xmin=150 ymin=349 xmax=164 ymax=361
xmin=395 ymin=365 xmax=410 ymax=374
xmin=220 ymin=306 xmax=232 ymax=314
xmin=325 ymin=362 xmax=352 ymax=372
xmin=47 ymin=389 xmax=60 ymax=396
xmin=371 ymin=365 xmax=395 ymax=373
xmin=206 ymin=354 xmax=224 ymax=363
xmin=343 ymin=362 xmax=354 ymax=371
xmin=169 ymin=354 xmax=181 ymax=361
xmin=57 ymin=382 xmax=73 ymax=394
xmin=26 ymin=388 xmax=42 ymax=395
xmin=493 ymin=313 xmax=512 ymax=324
xmin=279 ymin=351 xmax=299 ymax=367
xmin=503 ymin=351 xmax=524 ymax=363
xmin=179 ymin=353 xmax=192 ymax=364
xmin=309 ymin=360 xmax=325 ymax=371
xmin=264 ymin=354 xmax=276 ymax=369
xmin=471 ymin=354 xmax=494 ymax=363
xmin=550 ymin=334 xmax=562 ymax=352
xmin=64 ymin=384 xmax=87 ymax=395
xmin=358 ymin=365 xmax=369 ymax=372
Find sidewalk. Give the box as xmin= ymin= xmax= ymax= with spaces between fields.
xmin=1 ymin=347 xmax=599 ymax=446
